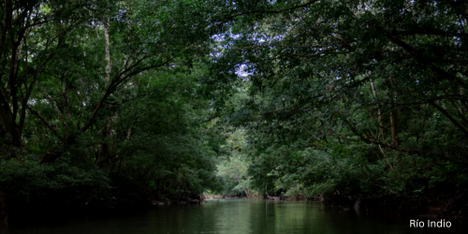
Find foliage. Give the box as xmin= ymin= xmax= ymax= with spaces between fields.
xmin=0 ymin=0 xmax=226 ymax=217
xmin=216 ymin=128 xmax=258 ymax=197
xmin=207 ymin=0 xmax=468 ymax=200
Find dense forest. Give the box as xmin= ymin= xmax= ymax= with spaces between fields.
xmin=1 ymin=0 xmax=468 ymax=224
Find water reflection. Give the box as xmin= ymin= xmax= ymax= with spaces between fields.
xmin=1 ymin=199 xmax=465 ymax=234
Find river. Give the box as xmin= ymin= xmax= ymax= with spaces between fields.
xmin=0 ymin=199 xmax=464 ymax=234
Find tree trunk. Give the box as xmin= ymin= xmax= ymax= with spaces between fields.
xmin=390 ymin=109 xmax=399 ymax=147
xmin=97 ymin=117 xmax=112 ymax=168
xmin=0 ymin=93 xmax=23 ymax=148
xmin=387 ymin=77 xmax=399 ymax=147
xmin=235 ymin=175 xmax=250 ymax=198
xmin=97 ymin=18 xmax=113 ymax=169
xmin=370 ymin=78 xmax=384 ymax=140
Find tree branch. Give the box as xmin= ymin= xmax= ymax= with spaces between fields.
xmin=227 ymin=1 xmax=319 ymax=19
xmin=344 ymin=120 xmax=419 ymax=154
xmin=383 ymin=32 xmax=467 ymax=87
xmin=429 ymin=100 xmax=468 ymax=136
xmin=26 ymin=105 xmax=60 ymax=138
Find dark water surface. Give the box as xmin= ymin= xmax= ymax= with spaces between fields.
xmin=0 ymin=199 xmax=465 ymax=234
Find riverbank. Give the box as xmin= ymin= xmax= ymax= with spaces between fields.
xmin=4 ymin=189 xmax=207 ymax=226
xmin=322 ymin=192 xmax=468 ymax=220
xmin=201 ymin=194 xmax=264 ymax=199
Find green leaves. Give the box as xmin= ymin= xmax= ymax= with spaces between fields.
xmin=202 ymin=0 xmax=468 ymax=200
xmin=0 ymin=0 xmax=229 ymax=211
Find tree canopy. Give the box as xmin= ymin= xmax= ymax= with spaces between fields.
xmin=0 ymin=0 xmax=225 ymax=220
xmin=1 ymin=0 xmax=467 ymax=222
xmin=206 ymin=0 xmax=468 ymax=200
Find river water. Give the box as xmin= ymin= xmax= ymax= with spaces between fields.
xmin=1 ymin=199 xmax=464 ymax=234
